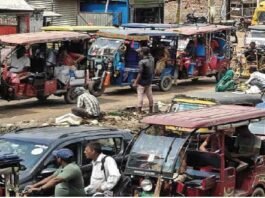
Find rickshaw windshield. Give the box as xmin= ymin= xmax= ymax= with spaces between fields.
xmin=0 ymin=46 xmax=15 ymax=62
xmin=171 ymin=102 xmax=209 ymax=112
xmin=127 ymin=133 xmax=186 ymax=173
xmin=88 ymin=38 xmax=123 ymax=56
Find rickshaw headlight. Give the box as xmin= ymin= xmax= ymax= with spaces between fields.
xmin=140 ymin=179 xmax=153 ymax=192
xmin=96 ymin=64 xmax=102 ymax=70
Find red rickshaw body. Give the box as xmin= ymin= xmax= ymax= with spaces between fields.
xmin=141 ymin=105 xmax=265 ymax=196
xmin=0 ymin=31 xmax=90 ymax=103
xmin=170 ymin=25 xmax=234 ymax=80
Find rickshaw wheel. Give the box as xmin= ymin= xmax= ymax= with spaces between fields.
xmin=159 ymin=76 xmax=172 ymax=91
xmin=88 ymin=81 xmax=105 ymax=97
xmin=64 ymin=88 xmax=78 ymax=104
xmin=191 ymin=78 xmax=199 ymax=82
xmin=251 ymin=187 xmax=265 ymax=197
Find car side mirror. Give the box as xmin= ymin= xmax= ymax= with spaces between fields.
xmin=37 ymin=167 xmax=56 ymax=179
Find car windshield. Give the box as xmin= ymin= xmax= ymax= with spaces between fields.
xmin=88 ymin=38 xmax=122 ymax=56
xmin=0 ymin=139 xmax=48 ymax=171
xmin=127 ymin=133 xmax=186 ymax=173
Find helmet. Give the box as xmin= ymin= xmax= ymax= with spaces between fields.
xmin=74 ymin=87 xmax=86 ymax=96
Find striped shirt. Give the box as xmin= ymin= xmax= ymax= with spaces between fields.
xmin=77 ymin=92 xmax=100 ymax=117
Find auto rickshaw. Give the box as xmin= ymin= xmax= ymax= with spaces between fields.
xmin=0 ymin=31 xmax=92 ymax=103
xmin=87 ymin=29 xmax=178 ymax=95
xmin=41 ymin=25 xmax=116 ymax=33
xmin=125 ymin=105 xmax=265 ymax=196
xmin=170 ymin=24 xmax=235 ymax=82
xmin=170 ymin=93 xmax=262 ymax=113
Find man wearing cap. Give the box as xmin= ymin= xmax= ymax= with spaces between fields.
xmin=26 ymin=148 xmax=85 ymax=197
xmin=133 ymin=47 xmax=154 ymax=114
xmin=71 ymin=87 xmax=100 ymax=119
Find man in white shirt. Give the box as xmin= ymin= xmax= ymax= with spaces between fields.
xmin=84 ymin=142 xmax=121 ymax=196
xmin=10 ymin=46 xmax=30 ymax=73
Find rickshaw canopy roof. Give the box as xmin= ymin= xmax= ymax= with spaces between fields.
xmin=0 ymin=31 xmax=90 ymax=45
xmin=41 ymin=25 xmax=116 ymax=32
xmin=97 ymin=29 xmax=177 ymax=41
xmin=142 ymin=105 xmax=265 ymax=128
xmin=170 ymin=24 xmax=233 ymax=36
xmin=248 ymin=25 xmax=265 ymax=31
xmin=121 ymin=23 xmax=179 ymax=29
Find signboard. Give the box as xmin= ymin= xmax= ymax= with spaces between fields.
xmin=0 ymin=15 xmax=18 ymax=26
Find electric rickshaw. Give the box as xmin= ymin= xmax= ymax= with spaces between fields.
xmin=87 ymin=29 xmax=178 ymax=95
xmin=170 ymin=24 xmax=235 ymax=82
xmin=124 ymin=105 xmax=265 ymax=196
xmin=0 ymin=31 xmax=93 ymax=103
xmin=41 ymin=25 xmax=116 ymax=33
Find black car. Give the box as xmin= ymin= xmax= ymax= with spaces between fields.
xmin=0 ymin=126 xmax=133 ymax=194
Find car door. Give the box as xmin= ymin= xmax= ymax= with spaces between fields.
xmin=81 ymin=135 xmax=125 ymax=186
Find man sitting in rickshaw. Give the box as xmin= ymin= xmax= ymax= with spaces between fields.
xmin=10 ymin=46 xmax=31 ymax=80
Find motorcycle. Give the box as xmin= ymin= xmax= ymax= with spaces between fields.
xmin=186 ymin=12 xmax=207 ymax=24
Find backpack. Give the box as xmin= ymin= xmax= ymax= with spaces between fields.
xmin=101 ymin=156 xmax=131 ymax=196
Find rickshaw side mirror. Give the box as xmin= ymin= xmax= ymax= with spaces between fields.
xmin=38 ymin=167 xmax=56 ymax=179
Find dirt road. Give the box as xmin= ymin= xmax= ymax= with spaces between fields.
xmin=0 ymin=78 xmax=215 ymax=125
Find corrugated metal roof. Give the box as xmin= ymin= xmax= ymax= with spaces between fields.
xmin=0 ymin=31 xmax=90 ymax=45
xmin=0 ymin=0 xmax=33 ymax=11
xmin=141 ymin=105 xmax=265 ymax=128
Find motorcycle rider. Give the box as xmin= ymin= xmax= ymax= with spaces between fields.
xmin=244 ymin=42 xmax=259 ymax=62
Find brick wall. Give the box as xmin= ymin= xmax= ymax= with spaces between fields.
xmin=164 ymin=0 xmax=223 ymax=24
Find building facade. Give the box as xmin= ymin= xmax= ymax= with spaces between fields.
xmin=164 ymin=0 xmax=224 ymax=24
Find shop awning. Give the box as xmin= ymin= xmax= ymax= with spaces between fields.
xmin=0 ymin=0 xmax=33 ymax=12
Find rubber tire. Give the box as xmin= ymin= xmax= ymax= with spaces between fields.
xmin=64 ymin=88 xmax=78 ymax=104
xmin=159 ymin=76 xmax=173 ymax=92
xmin=88 ymin=81 xmax=105 ymax=97
xmin=191 ymin=78 xmax=199 ymax=82
xmin=251 ymin=187 xmax=265 ymax=197
xmin=36 ymin=95 xmax=48 ymax=103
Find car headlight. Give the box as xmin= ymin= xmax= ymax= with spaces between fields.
xmin=140 ymin=179 xmax=153 ymax=192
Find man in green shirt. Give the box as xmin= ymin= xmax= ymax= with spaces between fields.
xmin=26 ymin=148 xmax=85 ymax=197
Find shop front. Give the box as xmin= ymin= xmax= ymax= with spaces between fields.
xmin=129 ymin=0 xmax=164 ymax=23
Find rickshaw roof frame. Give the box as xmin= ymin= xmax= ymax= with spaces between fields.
xmin=121 ymin=23 xmax=179 ymax=29
xmin=41 ymin=25 xmax=116 ymax=32
xmin=248 ymin=25 xmax=265 ymax=31
xmin=0 ymin=31 xmax=90 ymax=45
xmin=142 ymin=105 xmax=265 ymax=129
xmin=170 ymin=24 xmax=234 ymax=36
xmin=97 ymin=29 xmax=178 ymax=41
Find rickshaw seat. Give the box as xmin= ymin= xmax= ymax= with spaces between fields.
xmin=186 ymin=168 xmax=220 ymax=179
xmin=186 ymin=150 xmax=221 ymax=169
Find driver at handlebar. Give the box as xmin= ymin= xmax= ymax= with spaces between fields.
xmin=58 ymin=46 xmax=85 ymax=68
xmin=25 ymin=148 xmax=85 ymax=197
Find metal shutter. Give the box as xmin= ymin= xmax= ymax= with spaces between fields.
xmin=52 ymin=0 xmax=78 ymax=26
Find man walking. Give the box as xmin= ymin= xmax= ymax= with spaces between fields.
xmin=26 ymin=148 xmax=85 ymax=197
xmin=133 ymin=47 xmax=154 ymax=113
xmin=72 ymin=87 xmax=100 ymax=119
xmin=84 ymin=142 xmax=121 ymax=196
